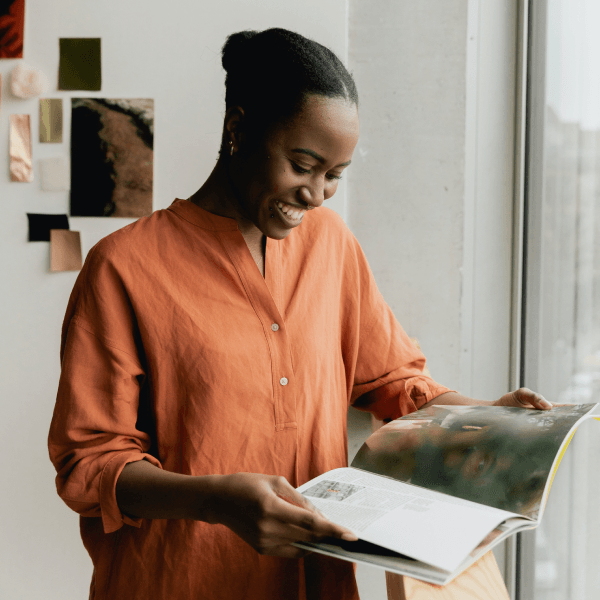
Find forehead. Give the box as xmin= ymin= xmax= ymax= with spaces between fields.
xmin=273 ymin=95 xmax=359 ymax=161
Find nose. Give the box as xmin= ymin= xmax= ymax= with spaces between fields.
xmin=297 ymin=176 xmax=325 ymax=208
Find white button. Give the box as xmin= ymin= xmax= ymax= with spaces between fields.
xmin=271 ymin=323 xmax=280 ymax=331
xmin=280 ymin=377 xmax=288 ymax=386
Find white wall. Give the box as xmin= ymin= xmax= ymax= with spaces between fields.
xmin=347 ymin=0 xmax=517 ymax=399
xmin=0 ymin=2 xmax=347 ymax=598
xmin=348 ymin=1 xmax=468 ymax=391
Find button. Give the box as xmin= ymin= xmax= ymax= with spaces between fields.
xmin=280 ymin=377 xmax=288 ymax=386
xmin=271 ymin=323 xmax=280 ymax=331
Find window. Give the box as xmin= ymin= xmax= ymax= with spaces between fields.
xmin=521 ymin=0 xmax=600 ymax=598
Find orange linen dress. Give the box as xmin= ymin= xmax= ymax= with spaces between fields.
xmin=48 ymin=199 xmax=449 ymax=600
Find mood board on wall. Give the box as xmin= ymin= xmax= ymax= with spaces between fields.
xmin=1 ymin=1 xmax=154 ymax=272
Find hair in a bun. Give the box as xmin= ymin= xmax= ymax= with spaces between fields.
xmin=220 ymin=28 xmax=358 ymax=152
xmin=221 ymin=30 xmax=258 ymax=75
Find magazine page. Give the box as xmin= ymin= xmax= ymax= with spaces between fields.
xmin=295 ymin=518 xmax=536 ymax=586
xmin=296 ymin=467 xmax=517 ymax=573
xmin=351 ymin=404 xmax=598 ymax=520
xmin=294 ymin=538 xmax=453 ymax=586
xmin=538 ymin=403 xmax=600 ymax=520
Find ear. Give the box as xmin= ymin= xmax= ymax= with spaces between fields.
xmin=224 ymin=106 xmax=246 ymax=154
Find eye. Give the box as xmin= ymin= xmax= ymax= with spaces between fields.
xmin=291 ymin=162 xmax=310 ymax=174
xmin=291 ymin=160 xmax=343 ymax=181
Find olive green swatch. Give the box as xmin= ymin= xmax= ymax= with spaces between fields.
xmin=39 ymin=99 xmax=63 ymax=143
xmin=58 ymin=38 xmax=102 ymax=91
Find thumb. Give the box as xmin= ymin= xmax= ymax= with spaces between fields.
xmin=501 ymin=388 xmax=552 ymax=410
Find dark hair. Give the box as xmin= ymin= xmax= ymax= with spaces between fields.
xmin=221 ymin=28 xmax=358 ymax=152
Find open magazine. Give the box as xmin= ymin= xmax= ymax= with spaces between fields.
xmin=294 ymin=403 xmax=600 ymax=585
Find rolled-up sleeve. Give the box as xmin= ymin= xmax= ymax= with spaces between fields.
xmin=48 ymin=241 xmax=162 ymax=534
xmin=348 ymin=239 xmax=451 ymax=421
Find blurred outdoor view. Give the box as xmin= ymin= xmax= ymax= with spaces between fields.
xmin=528 ymin=0 xmax=600 ymax=598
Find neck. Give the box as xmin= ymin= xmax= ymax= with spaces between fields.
xmin=189 ymin=159 xmax=237 ymax=217
xmin=190 ymin=159 xmax=260 ymax=235
xmin=189 ymin=158 xmax=265 ymax=267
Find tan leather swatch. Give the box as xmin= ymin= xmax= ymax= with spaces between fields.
xmin=50 ymin=229 xmax=82 ymax=272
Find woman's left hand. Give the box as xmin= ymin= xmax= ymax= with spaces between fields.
xmin=493 ymin=387 xmax=553 ymax=410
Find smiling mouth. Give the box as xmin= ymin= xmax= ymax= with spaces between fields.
xmin=275 ymin=201 xmax=307 ymax=224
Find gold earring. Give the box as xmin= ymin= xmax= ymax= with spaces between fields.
xmin=229 ymin=141 xmax=234 ymax=156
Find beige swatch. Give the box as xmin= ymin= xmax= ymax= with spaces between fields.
xmin=40 ymin=157 xmax=69 ymax=191
xmin=0 ymin=74 xmax=2 ymax=119
xmin=40 ymin=99 xmax=63 ymax=143
xmin=9 ymin=114 xmax=33 ymax=182
xmin=11 ymin=63 xmax=49 ymax=99
xmin=50 ymin=230 xmax=83 ymax=272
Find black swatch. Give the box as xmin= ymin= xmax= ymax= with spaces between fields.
xmin=27 ymin=213 xmax=69 ymax=242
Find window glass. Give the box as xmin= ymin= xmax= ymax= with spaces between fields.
xmin=527 ymin=0 xmax=600 ymax=598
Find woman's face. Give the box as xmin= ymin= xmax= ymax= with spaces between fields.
xmin=231 ymin=95 xmax=360 ymax=239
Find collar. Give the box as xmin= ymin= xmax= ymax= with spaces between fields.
xmin=167 ymin=199 xmax=240 ymax=231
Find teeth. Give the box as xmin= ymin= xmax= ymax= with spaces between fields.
xmin=277 ymin=201 xmax=306 ymax=220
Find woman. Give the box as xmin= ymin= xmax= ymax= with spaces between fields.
xmin=49 ymin=28 xmax=551 ymax=600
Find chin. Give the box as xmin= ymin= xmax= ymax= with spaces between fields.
xmin=264 ymin=223 xmax=296 ymax=240
xmin=255 ymin=211 xmax=299 ymax=240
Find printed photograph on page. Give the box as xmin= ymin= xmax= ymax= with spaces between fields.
xmin=351 ymin=404 xmax=596 ymax=520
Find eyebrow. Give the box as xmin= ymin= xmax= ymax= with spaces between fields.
xmin=292 ymin=148 xmax=352 ymax=167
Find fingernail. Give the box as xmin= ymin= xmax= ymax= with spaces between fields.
xmin=341 ymin=532 xmax=358 ymax=542
xmin=541 ymin=399 xmax=553 ymax=408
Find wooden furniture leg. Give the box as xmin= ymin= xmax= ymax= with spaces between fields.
xmin=385 ymin=551 xmax=509 ymax=600
xmin=386 ymin=571 xmax=408 ymax=600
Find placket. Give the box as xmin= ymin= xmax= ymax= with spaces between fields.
xmin=217 ymin=231 xmax=297 ymax=432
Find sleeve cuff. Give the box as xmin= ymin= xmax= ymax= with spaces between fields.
xmin=99 ymin=451 xmax=163 ymax=534
xmin=403 ymin=377 xmax=453 ymax=413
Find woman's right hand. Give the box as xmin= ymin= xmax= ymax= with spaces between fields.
xmin=206 ymin=472 xmax=358 ymax=558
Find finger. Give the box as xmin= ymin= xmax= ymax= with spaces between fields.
xmin=514 ymin=388 xmax=552 ymax=410
xmin=272 ymin=481 xmax=342 ymax=524
xmin=268 ymin=519 xmax=356 ymax=546
xmin=274 ymin=478 xmax=332 ymax=515
xmin=272 ymin=494 xmax=358 ymax=540
xmin=272 ymin=479 xmax=358 ymax=540
xmin=278 ymin=492 xmax=337 ymax=526
xmin=277 ymin=493 xmax=328 ymax=522
xmin=276 ymin=491 xmax=312 ymax=511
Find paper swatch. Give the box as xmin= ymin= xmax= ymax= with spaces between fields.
xmin=40 ymin=157 xmax=69 ymax=191
xmin=11 ymin=62 xmax=49 ymax=98
xmin=50 ymin=230 xmax=82 ymax=272
xmin=0 ymin=0 xmax=25 ymax=59
xmin=39 ymin=99 xmax=63 ymax=143
xmin=27 ymin=213 xmax=69 ymax=241
xmin=9 ymin=114 xmax=33 ymax=182
xmin=71 ymin=98 xmax=154 ymax=217
xmin=59 ymin=38 xmax=101 ymax=91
